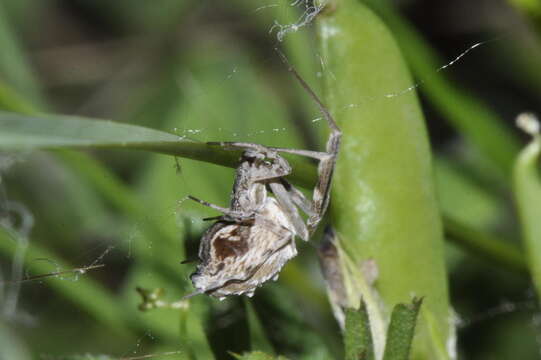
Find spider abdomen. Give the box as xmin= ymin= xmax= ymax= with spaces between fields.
xmin=190 ymin=198 xmax=297 ymax=299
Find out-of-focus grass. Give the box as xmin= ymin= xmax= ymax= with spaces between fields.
xmin=0 ymin=2 xmax=44 ymax=107
xmin=513 ymin=114 xmax=541 ymax=299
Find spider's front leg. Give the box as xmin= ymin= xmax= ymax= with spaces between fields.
xmin=208 ymin=141 xmax=292 ymax=181
xmin=188 ymin=143 xmax=293 ymax=224
xmin=307 ymin=129 xmax=341 ymax=233
xmin=266 ymin=180 xmax=309 ymax=241
xmin=187 ymin=195 xmax=256 ymax=223
xmin=277 ymin=50 xmax=342 ymax=235
xmin=264 ymin=131 xmax=340 ymax=237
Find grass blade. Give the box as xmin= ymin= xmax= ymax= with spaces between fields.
xmin=383 ymin=299 xmax=423 ymax=360
xmin=344 ymin=303 xmax=374 ymax=360
xmin=0 ymin=2 xmax=44 ymax=107
xmin=0 ymin=110 xmax=182 ymax=148
xmin=513 ymin=113 xmax=541 ymax=299
xmin=443 ymin=215 xmax=527 ymax=274
xmin=0 ymin=110 xmax=317 ymax=188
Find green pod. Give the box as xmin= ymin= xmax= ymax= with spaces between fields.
xmin=317 ymin=1 xmax=452 ymax=358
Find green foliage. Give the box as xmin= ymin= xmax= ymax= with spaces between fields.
xmin=513 ymin=115 xmax=541 ymax=298
xmin=344 ymin=304 xmax=374 ymax=360
xmin=0 ymin=0 xmax=540 ymax=359
xmin=342 ymin=299 xmax=422 ymax=360
xmin=383 ymin=299 xmax=423 ymax=360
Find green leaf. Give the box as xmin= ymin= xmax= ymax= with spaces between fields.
xmin=383 ymin=299 xmax=423 ymax=360
xmin=344 ymin=304 xmax=374 ymax=360
xmin=0 ymin=110 xmax=317 ymax=188
xmin=0 ymin=109 xmax=240 ymax=179
xmin=513 ymin=115 xmax=541 ymax=299
xmin=0 ymin=110 xmax=181 ymax=148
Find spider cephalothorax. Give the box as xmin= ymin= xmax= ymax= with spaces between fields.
xmin=186 ymin=58 xmax=341 ymax=300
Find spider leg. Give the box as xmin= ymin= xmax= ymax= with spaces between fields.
xmin=253 ymin=215 xmax=294 ymax=239
xmin=268 ymin=181 xmax=309 ymax=241
xmin=187 ymin=195 xmax=229 ymax=213
xmin=214 ymin=142 xmax=328 ymax=161
xmin=202 ymin=216 xmax=222 ymax=221
xmin=307 ymin=146 xmax=339 ymax=234
xmin=181 ymin=288 xmax=205 ymax=300
xmin=266 ymin=142 xmax=340 ymax=234
xmin=207 ymin=142 xmax=272 ymax=153
xmin=267 ymin=147 xmax=328 ymax=160
xmin=218 ymin=142 xmax=293 ymax=181
xmin=187 ymin=195 xmax=255 ymax=222
xmin=242 ymin=160 xmax=292 ymax=183
xmin=195 ymin=199 xmax=291 ymax=237
xmin=275 ymin=47 xmax=341 ymax=138
xmin=279 ymin=179 xmax=314 ymax=217
xmin=276 ymin=48 xmax=342 ymax=235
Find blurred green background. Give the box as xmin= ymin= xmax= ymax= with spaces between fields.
xmin=0 ymin=0 xmax=540 ymax=359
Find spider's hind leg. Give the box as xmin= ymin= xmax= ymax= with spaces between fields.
xmin=187 ymin=195 xmax=229 ymax=213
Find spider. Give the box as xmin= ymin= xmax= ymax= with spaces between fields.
xmin=185 ymin=54 xmax=341 ymax=300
